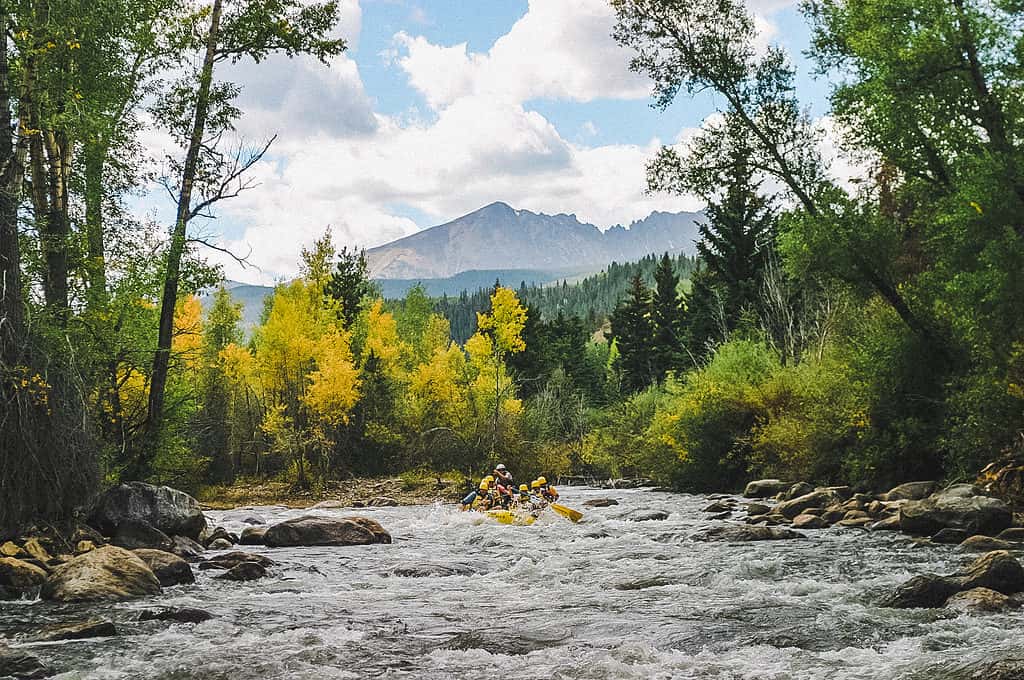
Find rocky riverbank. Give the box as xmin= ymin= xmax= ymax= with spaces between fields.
xmin=0 ymin=481 xmax=394 ymax=678
xmin=195 ymin=475 xmax=467 ymax=510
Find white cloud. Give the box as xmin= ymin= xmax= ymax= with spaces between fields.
xmin=394 ymin=0 xmax=650 ymax=111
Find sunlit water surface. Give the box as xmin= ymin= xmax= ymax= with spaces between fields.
xmin=1 ymin=487 xmax=1022 ymax=679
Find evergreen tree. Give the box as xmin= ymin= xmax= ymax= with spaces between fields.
xmin=609 ymin=274 xmax=655 ymax=392
xmin=650 ymin=253 xmax=685 ymax=380
xmin=683 ymin=267 xmax=724 ymax=362
xmin=696 ymin=154 xmax=775 ymax=328
xmin=326 ymin=247 xmax=377 ymax=328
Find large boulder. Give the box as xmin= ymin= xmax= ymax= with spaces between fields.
xmin=781 ymin=482 xmax=814 ymax=501
xmin=775 ymin=490 xmax=839 ymax=519
xmin=35 ymin=619 xmax=117 ymax=642
xmin=169 ymin=535 xmax=205 ymax=562
xmin=899 ymin=485 xmax=1012 ymax=536
xmin=0 ymin=557 xmax=47 ymax=591
xmin=881 ymin=574 xmax=962 ymax=608
xmin=582 ymin=498 xmax=619 ymax=508
xmin=958 ymin=535 xmax=1017 ymax=552
xmin=945 ymin=587 xmax=1017 ymax=614
xmin=882 ymin=550 xmax=1024 ymax=609
xmin=198 ymin=551 xmax=275 ymax=571
xmin=41 ymin=545 xmax=161 ymax=602
xmin=133 ymin=549 xmax=195 ymax=587
xmin=264 ymin=516 xmax=390 ymax=547
xmin=881 ymin=481 xmax=938 ymax=502
xmin=954 ymin=550 xmax=1024 ymax=594
xmin=743 ymin=479 xmax=789 ymax=498
xmin=90 ymin=482 xmax=206 ymax=540
xmin=215 ymin=562 xmax=267 ymax=581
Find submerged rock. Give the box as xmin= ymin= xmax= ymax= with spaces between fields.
xmin=215 ymin=562 xmax=266 ymax=581
xmin=35 ymin=619 xmax=117 ymax=641
xmin=702 ymin=501 xmax=734 ymax=513
xmin=899 ymin=485 xmax=1012 ymax=536
xmin=624 ymin=510 xmax=670 ymax=522
xmin=690 ymin=525 xmax=804 ymax=542
xmin=0 ymin=642 xmax=51 ymax=679
xmin=207 ymin=538 xmax=233 ymax=550
xmin=932 ymin=528 xmax=970 ymax=544
xmin=996 ymin=527 xmax=1024 ymax=542
xmin=90 ymin=482 xmax=206 ymax=540
xmin=41 ymin=545 xmax=161 ymax=602
xmin=582 ymin=498 xmax=619 ymax=508
xmin=746 ymin=503 xmax=771 ymax=516
xmin=133 ymin=549 xmax=195 ymax=587
xmin=138 ymin=607 xmax=214 ymax=624
xmin=264 ymin=516 xmax=390 ymax=547
xmin=367 ymin=496 xmax=399 ymax=507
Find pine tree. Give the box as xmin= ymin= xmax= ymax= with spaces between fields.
xmin=198 ymin=286 xmax=243 ymax=482
xmin=609 ymin=274 xmax=654 ymax=392
xmin=650 ymin=253 xmax=684 ymax=380
xmin=326 ymin=247 xmax=377 ymax=328
xmin=696 ymin=154 xmax=774 ymax=328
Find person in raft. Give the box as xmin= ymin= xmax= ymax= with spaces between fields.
xmin=537 ymin=476 xmax=559 ymax=502
xmin=460 ymin=476 xmax=495 ymax=510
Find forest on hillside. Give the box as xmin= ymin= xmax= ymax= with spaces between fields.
xmin=3 ymin=0 xmax=1024 ymax=533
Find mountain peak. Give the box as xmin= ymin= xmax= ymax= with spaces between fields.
xmin=366 ymin=203 xmax=702 ymax=279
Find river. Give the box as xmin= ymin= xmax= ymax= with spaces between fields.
xmin=1 ymin=486 xmax=1022 ymax=679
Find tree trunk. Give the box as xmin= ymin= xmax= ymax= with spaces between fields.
xmin=83 ymin=141 xmax=107 ymax=303
xmin=0 ymin=3 xmax=25 ymax=366
xmin=142 ymin=0 xmax=223 ymax=473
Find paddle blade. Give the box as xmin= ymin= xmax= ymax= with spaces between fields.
xmin=551 ymin=503 xmax=583 ymax=523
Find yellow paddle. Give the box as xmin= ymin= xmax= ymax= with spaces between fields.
xmin=550 ymin=502 xmax=583 ymax=523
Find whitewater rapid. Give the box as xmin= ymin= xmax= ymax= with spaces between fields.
xmin=2 ymin=487 xmax=1023 ymax=678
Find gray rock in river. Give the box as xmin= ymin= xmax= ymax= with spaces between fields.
xmin=881 ymin=574 xmax=963 ymax=608
xmin=955 ymin=550 xmax=1024 ymax=593
xmin=239 ymin=526 xmax=268 ymax=545
xmin=883 ymin=550 xmax=1024 ymax=608
xmin=170 ymin=535 xmax=205 ymax=561
xmin=624 ymin=510 xmax=670 ymax=522
xmin=781 ymin=482 xmax=814 ymax=500
xmin=0 ymin=641 xmax=51 ymax=679
xmin=997 ymin=527 xmax=1024 ymax=542
xmin=775 ymin=490 xmax=840 ymax=519
xmin=215 ymin=562 xmax=267 ymax=581
xmin=743 ymin=479 xmax=789 ymax=498
xmin=881 ymin=481 xmax=937 ymax=502
xmin=957 ymin=535 xmax=1018 ymax=552
xmin=899 ymin=485 xmax=1012 ymax=536
xmin=265 ymin=515 xmax=389 ymax=548
xmin=792 ymin=514 xmax=827 ymax=529
xmin=582 ymin=498 xmax=619 ymax=508
xmin=41 ymin=545 xmax=161 ymax=603
xmin=690 ymin=525 xmax=805 ymax=542
xmin=89 ymin=482 xmax=206 ymax=540
xmin=198 ymin=551 xmax=275 ymax=570
xmin=207 ymin=538 xmax=233 ymax=550
xmin=112 ymin=519 xmax=174 ymax=552
xmin=945 ymin=587 xmax=1018 ymax=614
xmin=133 ymin=549 xmax=195 ymax=587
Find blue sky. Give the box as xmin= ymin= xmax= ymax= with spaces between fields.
xmin=165 ymin=0 xmax=828 ymax=283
